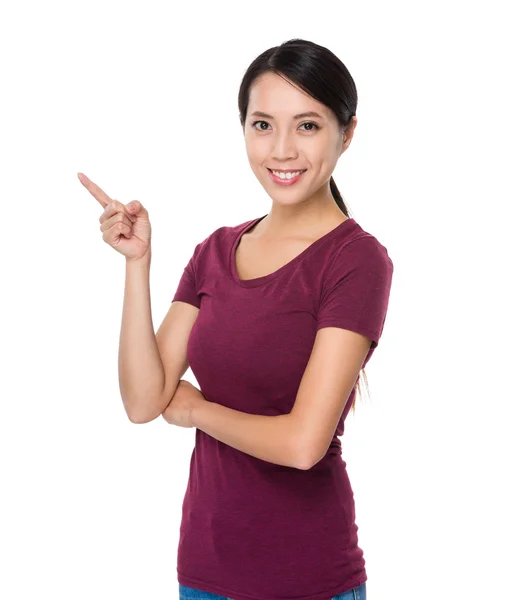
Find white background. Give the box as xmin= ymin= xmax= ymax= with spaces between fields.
xmin=1 ymin=1 xmax=508 ymax=598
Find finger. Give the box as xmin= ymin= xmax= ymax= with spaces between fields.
xmin=100 ymin=212 xmax=133 ymax=233
xmin=99 ymin=201 xmax=137 ymax=225
xmin=77 ymin=172 xmax=113 ymax=208
xmin=99 ymin=203 xmax=114 ymax=225
xmin=103 ymin=221 xmax=132 ymax=245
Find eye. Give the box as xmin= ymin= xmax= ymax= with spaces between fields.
xmin=251 ymin=120 xmax=271 ymax=131
xmin=250 ymin=120 xmax=320 ymax=132
xmin=299 ymin=122 xmax=320 ymax=131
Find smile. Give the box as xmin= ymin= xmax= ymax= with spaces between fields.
xmin=267 ymin=168 xmax=307 ymax=185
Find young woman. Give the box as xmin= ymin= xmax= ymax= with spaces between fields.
xmin=80 ymin=38 xmax=393 ymax=600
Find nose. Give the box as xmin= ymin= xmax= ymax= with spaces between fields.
xmin=271 ymin=131 xmax=298 ymax=162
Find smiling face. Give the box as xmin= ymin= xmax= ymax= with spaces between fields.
xmin=243 ymin=71 xmax=356 ymax=206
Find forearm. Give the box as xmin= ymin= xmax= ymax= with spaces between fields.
xmin=119 ymin=251 xmax=168 ymax=423
xmin=190 ymin=402 xmax=306 ymax=470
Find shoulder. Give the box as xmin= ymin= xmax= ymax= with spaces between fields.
xmin=334 ymin=222 xmax=393 ymax=271
xmin=345 ymin=233 xmax=392 ymax=267
xmin=320 ymin=223 xmax=394 ymax=293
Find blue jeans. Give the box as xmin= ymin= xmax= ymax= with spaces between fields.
xmin=179 ymin=581 xmax=367 ymax=600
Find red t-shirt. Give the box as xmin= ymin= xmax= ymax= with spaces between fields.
xmin=171 ymin=214 xmax=394 ymax=600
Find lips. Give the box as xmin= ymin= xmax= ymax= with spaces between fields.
xmin=267 ymin=168 xmax=307 ymax=186
xmin=267 ymin=168 xmax=307 ymax=174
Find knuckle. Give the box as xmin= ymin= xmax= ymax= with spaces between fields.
xmin=107 ymin=200 xmax=118 ymax=215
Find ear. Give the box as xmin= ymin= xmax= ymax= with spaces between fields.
xmin=341 ymin=116 xmax=358 ymax=154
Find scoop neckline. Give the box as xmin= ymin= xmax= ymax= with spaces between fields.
xmin=229 ymin=214 xmax=356 ymax=288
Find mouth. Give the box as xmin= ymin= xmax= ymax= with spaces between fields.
xmin=267 ymin=168 xmax=307 ymax=185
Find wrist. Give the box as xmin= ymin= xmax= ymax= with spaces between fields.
xmin=190 ymin=398 xmax=210 ymax=428
xmin=126 ymin=251 xmax=151 ymax=268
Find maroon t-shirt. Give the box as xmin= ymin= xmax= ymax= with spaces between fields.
xmin=171 ymin=214 xmax=393 ymax=600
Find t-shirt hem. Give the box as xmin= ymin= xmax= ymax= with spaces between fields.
xmin=172 ymin=293 xmax=201 ymax=309
xmin=177 ymin=568 xmax=368 ymax=600
xmin=316 ymin=316 xmax=379 ymax=343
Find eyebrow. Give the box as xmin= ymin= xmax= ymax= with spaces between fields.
xmin=249 ymin=111 xmax=325 ymax=120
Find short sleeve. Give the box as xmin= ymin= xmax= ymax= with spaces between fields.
xmin=172 ymin=241 xmax=202 ymax=309
xmin=316 ymin=236 xmax=394 ymax=349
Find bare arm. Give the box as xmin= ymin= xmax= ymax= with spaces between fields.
xmin=190 ymin=401 xmax=304 ymax=469
xmin=118 ymin=254 xmax=200 ymax=425
xmin=118 ymin=250 xmax=170 ymax=422
xmin=185 ymin=327 xmax=372 ymax=471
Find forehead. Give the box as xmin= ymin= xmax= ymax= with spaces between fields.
xmin=248 ymin=72 xmax=333 ymax=121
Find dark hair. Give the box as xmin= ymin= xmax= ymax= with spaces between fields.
xmin=238 ymin=38 xmax=369 ymax=414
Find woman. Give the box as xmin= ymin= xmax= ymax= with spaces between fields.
xmin=79 ymin=38 xmax=392 ymax=600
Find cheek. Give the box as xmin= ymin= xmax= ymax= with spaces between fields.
xmin=245 ymin=142 xmax=266 ymax=166
xmin=310 ymin=143 xmax=337 ymax=171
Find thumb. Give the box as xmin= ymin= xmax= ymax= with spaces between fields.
xmin=126 ymin=200 xmax=147 ymax=216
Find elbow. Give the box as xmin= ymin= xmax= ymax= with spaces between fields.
xmin=127 ymin=411 xmax=162 ymax=424
xmin=296 ymin=453 xmax=315 ymax=471
xmin=297 ymin=452 xmax=322 ymax=471
xmin=290 ymin=416 xmax=316 ymax=470
xmin=127 ymin=412 xmax=149 ymax=424
xmin=123 ymin=397 xmax=162 ymax=424
xmin=295 ymin=440 xmax=326 ymax=471
xmin=292 ymin=439 xmax=317 ymax=471
xmin=125 ymin=405 xmax=149 ymax=423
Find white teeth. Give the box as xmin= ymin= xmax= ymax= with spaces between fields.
xmin=271 ymin=170 xmax=305 ymax=179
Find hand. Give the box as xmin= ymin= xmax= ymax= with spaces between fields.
xmin=77 ymin=172 xmax=152 ymax=261
xmin=161 ymin=379 xmax=206 ymax=428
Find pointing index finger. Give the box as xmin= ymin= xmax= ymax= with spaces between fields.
xmin=77 ymin=172 xmax=113 ymax=208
